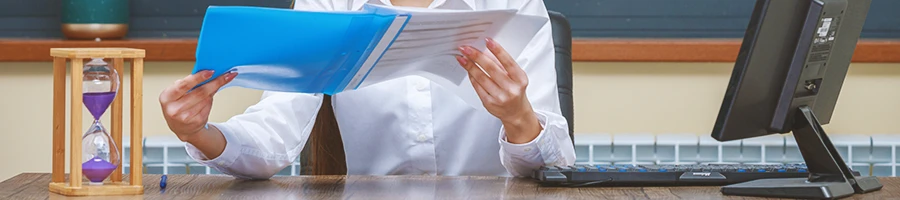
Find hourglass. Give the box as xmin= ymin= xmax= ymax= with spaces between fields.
xmin=81 ymin=58 xmax=120 ymax=185
xmin=49 ymin=48 xmax=145 ymax=196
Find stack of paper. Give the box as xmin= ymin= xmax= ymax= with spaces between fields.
xmin=192 ymin=3 xmax=546 ymax=107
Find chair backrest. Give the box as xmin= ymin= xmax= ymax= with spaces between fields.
xmin=548 ymin=11 xmax=575 ymax=144
xmin=300 ymin=11 xmax=575 ymax=175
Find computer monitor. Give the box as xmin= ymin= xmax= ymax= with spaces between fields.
xmin=710 ymin=0 xmax=882 ymax=198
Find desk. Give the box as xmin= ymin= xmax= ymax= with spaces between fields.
xmin=1 ymin=173 xmax=896 ymax=199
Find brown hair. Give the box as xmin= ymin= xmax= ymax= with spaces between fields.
xmin=301 ymin=95 xmax=348 ymax=175
xmin=290 ymin=1 xmax=348 ymax=175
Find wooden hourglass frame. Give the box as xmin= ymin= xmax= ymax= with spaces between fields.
xmin=49 ymin=48 xmax=145 ymax=196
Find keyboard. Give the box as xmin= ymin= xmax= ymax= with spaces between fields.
xmin=534 ymin=164 xmax=861 ymax=187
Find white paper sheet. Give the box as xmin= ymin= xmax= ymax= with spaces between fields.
xmin=353 ymin=4 xmax=547 ymax=111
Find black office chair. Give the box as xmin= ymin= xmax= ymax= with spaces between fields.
xmin=548 ymin=11 xmax=575 ymax=145
xmin=300 ymin=11 xmax=575 ymax=175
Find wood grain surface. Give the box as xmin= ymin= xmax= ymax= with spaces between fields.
xmin=1 ymin=173 xmax=897 ymax=199
xmin=0 ymin=39 xmax=195 ymax=61
xmin=110 ymin=58 xmax=125 ymax=182
xmin=572 ymin=39 xmax=900 ymax=63
xmin=1 ymin=39 xmax=897 ymax=62
xmin=129 ymin=59 xmax=145 ymax=185
xmin=50 ymin=58 xmax=66 ymax=183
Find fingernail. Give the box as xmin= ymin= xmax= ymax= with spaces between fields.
xmin=204 ymin=70 xmax=214 ymax=78
xmin=225 ymin=72 xmax=236 ymax=81
xmin=455 ymin=55 xmax=468 ymax=66
xmin=460 ymin=46 xmax=473 ymax=55
xmin=485 ymin=38 xmax=494 ymax=48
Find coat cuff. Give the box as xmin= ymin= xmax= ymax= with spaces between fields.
xmin=498 ymin=111 xmax=559 ymax=162
xmin=184 ymin=123 xmax=242 ymax=174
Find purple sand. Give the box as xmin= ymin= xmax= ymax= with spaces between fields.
xmin=82 ymin=156 xmax=117 ymax=183
xmin=83 ymin=92 xmax=116 ymax=120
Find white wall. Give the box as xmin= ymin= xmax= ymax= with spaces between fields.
xmin=573 ymin=62 xmax=900 ymax=135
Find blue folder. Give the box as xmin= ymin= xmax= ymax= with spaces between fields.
xmin=192 ymin=5 xmax=410 ymax=94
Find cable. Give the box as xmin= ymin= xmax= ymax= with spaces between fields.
xmin=558 ymin=178 xmax=614 ymax=187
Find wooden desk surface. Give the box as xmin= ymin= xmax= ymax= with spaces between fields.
xmin=1 ymin=173 xmax=896 ymax=199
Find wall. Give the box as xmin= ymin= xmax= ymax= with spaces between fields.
xmin=547 ymin=0 xmax=899 ymax=38
xmin=573 ymin=62 xmax=900 ymax=135
xmin=3 ymin=0 xmax=898 ymax=39
xmin=1 ymin=61 xmax=898 ymax=180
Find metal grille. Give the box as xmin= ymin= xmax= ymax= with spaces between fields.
xmin=130 ymin=133 xmax=900 ymax=177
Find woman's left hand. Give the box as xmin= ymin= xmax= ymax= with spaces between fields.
xmin=456 ymin=38 xmax=542 ymax=144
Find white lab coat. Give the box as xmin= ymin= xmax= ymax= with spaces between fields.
xmin=185 ymin=0 xmax=576 ymax=179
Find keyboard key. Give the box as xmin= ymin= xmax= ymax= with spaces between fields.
xmin=596 ymin=165 xmax=614 ymax=172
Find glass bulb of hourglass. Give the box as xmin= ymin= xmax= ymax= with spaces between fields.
xmin=81 ymin=58 xmax=120 ymax=185
xmin=82 ymin=121 xmax=120 ymax=184
xmin=83 ymin=58 xmax=119 ymax=120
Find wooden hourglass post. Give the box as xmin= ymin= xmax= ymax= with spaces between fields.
xmin=70 ymin=58 xmax=83 ymax=188
xmin=49 ymin=48 xmax=145 ymax=196
xmin=130 ymin=57 xmax=144 ymax=187
xmin=51 ymin=57 xmax=67 ymax=183
xmin=111 ymin=58 xmax=124 ymax=182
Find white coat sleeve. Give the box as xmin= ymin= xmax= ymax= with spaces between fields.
xmin=183 ymin=1 xmax=333 ymax=179
xmin=497 ymin=0 xmax=577 ymax=177
xmin=184 ymin=92 xmax=325 ymax=179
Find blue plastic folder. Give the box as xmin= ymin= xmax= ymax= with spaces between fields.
xmin=192 ymin=5 xmax=410 ymax=94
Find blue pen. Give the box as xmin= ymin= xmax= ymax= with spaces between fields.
xmin=160 ymin=175 xmax=167 ymax=189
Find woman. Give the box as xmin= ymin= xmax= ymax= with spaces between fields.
xmin=159 ymin=0 xmax=575 ymax=179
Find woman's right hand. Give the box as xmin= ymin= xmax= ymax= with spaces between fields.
xmin=159 ymin=70 xmax=237 ymax=142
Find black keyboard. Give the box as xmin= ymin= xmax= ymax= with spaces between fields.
xmin=534 ymin=163 xmax=861 ymax=187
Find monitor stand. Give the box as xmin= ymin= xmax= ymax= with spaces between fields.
xmin=721 ymin=105 xmax=882 ymax=199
